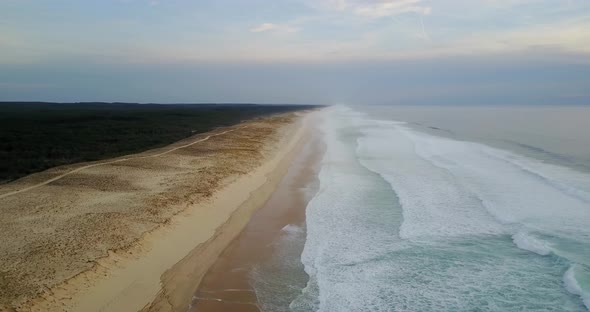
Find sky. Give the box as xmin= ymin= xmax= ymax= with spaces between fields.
xmin=1 ymin=0 xmax=589 ymax=104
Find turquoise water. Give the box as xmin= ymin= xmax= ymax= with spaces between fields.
xmin=254 ymin=106 xmax=590 ymax=311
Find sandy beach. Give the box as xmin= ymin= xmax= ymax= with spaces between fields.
xmin=0 ymin=110 xmax=316 ymax=312
xmin=190 ymin=119 xmax=323 ymax=311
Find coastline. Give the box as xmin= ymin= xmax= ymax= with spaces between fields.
xmin=0 ymin=110 xmax=317 ymax=312
xmin=141 ymin=112 xmax=317 ymax=312
xmin=191 ymin=115 xmax=323 ymax=311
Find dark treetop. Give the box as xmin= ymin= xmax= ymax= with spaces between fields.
xmin=0 ymin=102 xmax=321 ymax=183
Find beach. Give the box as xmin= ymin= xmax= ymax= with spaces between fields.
xmin=0 ymin=110 xmax=316 ymax=312
xmin=190 ymin=117 xmax=323 ymax=311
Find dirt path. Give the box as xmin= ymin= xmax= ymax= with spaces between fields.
xmin=0 ymin=126 xmax=245 ymax=200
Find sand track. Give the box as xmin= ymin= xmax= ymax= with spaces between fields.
xmin=0 ymin=127 xmax=245 ymax=200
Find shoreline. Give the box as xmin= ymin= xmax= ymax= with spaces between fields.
xmin=191 ymin=114 xmax=323 ymax=311
xmin=142 ymin=113 xmax=318 ymax=312
xmin=0 ymin=110 xmax=317 ymax=312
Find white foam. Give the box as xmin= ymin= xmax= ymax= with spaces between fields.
xmin=564 ymin=265 xmax=590 ymax=310
xmin=482 ymin=147 xmax=590 ymax=204
xmin=297 ymin=107 xmax=406 ymax=310
xmin=400 ymin=126 xmax=590 ymax=239
xmin=512 ymin=231 xmax=552 ymax=256
xmin=281 ymin=224 xmax=303 ymax=235
xmin=294 ymin=106 xmax=590 ymax=311
xmin=357 ymin=122 xmax=505 ymax=239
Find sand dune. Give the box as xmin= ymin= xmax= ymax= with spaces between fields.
xmin=0 ymin=111 xmax=313 ymax=312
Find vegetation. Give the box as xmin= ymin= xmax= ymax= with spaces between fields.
xmin=0 ymin=102 xmax=320 ymax=183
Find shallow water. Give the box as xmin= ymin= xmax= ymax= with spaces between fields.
xmin=272 ymin=105 xmax=589 ymax=312
xmin=251 ymin=105 xmax=590 ymax=311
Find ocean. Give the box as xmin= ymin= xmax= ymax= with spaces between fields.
xmin=253 ymin=105 xmax=590 ymax=311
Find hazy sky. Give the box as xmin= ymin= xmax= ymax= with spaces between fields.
xmin=1 ymin=0 xmax=589 ymax=104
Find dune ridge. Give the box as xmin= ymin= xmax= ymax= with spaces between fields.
xmin=0 ymin=111 xmax=313 ymax=312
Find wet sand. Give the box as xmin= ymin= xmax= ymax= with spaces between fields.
xmin=190 ymin=123 xmax=323 ymax=311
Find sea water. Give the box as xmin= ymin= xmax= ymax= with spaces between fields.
xmin=255 ymin=105 xmax=590 ymax=311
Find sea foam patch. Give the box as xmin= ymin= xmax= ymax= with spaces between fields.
xmin=564 ymin=265 xmax=590 ymax=310
xmin=512 ymin=231 xmax=552 ymax=256
xmin=293 ymin=106 xmax=590 ymax=311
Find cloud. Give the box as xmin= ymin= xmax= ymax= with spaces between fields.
xmin=318 ymin=0 xmax=431 ymax=18
xmin=250 ymin=23 xmax=299 ymax=34
xmin=4 ymin=0 xmax=589 ymax=65
xmin=354 ymin=0 xmax=431 ymax=18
